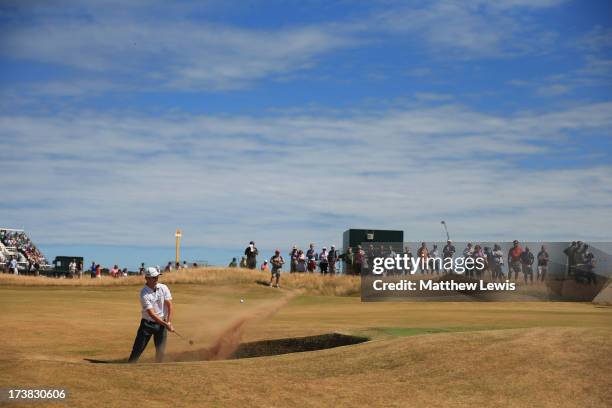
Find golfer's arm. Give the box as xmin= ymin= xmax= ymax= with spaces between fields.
xmin=164 ymin=299 xmax=173 ymax=324
xmin=146 ymin=308 xmax=169 ymax=327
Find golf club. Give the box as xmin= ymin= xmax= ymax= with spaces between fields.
xmin=441 ymin=220 xmax=450 ymax=241
xmin=174 ymin=330 xmax=194 ymax=346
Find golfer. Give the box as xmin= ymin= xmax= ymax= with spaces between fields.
xmin=128 ymin=267 xmax=174 ymax=363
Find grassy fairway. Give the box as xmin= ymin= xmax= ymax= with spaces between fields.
xmin=0 ymin=269 xmax=611 ymax=407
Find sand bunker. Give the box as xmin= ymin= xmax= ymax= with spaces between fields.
xmin=165 ymin=333 xmax=368 ymax=362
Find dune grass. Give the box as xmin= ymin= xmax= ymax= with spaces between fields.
xmin=0 ymin=268 xmax=361 ymax=296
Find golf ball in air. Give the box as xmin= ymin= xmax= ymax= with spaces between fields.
xmin=240 ymin=298 xmax=244 ymax=303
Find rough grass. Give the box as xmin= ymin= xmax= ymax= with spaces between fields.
xmin=0 ymin=268 xmax=361 ymax=296
xmin=1 ymin=274 xmax=611 ymax=407
xmin=1 ymin=327 xmax=610 ymax=408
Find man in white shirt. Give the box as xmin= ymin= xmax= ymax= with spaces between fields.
xmin=9 ymin=258 xmax=18 ymax=275
xmin=68 ymin=260 xmax=76 ymax=278
xmin=128 ymin=267 xmax=175 ymax=363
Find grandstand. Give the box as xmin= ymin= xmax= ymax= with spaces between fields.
xmin=0 ymin=227 xmax=49 ymax=273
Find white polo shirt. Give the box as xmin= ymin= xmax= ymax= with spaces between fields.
xmin=140 ymin=283 xmax=172 ymax=322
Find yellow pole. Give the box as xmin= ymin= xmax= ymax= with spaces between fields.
xmin=175 ymin=229 xmax=182 ymax=265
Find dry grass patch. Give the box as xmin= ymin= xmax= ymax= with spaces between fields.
xmin=0 ymin=268 xmax=360 ymax=296
xmin=1 ymin=327 xmax=610 ymax=408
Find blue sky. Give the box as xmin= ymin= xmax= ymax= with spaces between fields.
xmin=1 ymin=0 xmax=611 ymax=268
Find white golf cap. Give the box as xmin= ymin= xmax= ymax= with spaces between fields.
xmin=145 ymin=267 xmax=161 ymax=278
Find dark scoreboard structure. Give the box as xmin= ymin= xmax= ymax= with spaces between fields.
xmin=342 ymin=229 xmax=404 ymax=251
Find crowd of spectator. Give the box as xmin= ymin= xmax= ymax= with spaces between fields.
xmin=234 ymin=241 xmax=350 ymax=276
xmin=0 ymin=229 xmax=48 ymax=264
xmin=229 ymin=239 xmax=599 ymax=286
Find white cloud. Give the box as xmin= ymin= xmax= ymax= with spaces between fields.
xmin=372 ymin=0 xmax=562 ymax=58
xmin=414 ymin=92 xmax=454 ymax=102
xmin=576 ymin=26 xmax=612 ymax=52
xmin=0 ymin=14 xmax=356 ymax=91
xmin=535 ymin=84 xmax=571 ymax=96
xmin=2 ymin=102 xmax=611 ymax=248
xmin=0 ymin=0 xmax=568 ymax=93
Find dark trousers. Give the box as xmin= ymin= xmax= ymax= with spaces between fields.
xmin=128 ymin=319 xmax=167 ymax=363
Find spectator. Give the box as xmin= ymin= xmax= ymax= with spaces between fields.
xmin=289 ymin=245 xmax=298 ymax=273
xmin=521 ymin=247 xmax=535 ymax=284
xmin=387 ymin=245 xmax=397 ymax=275
xmin=239 ymin=256 xmax=247 ymax=268
xmin=507 ymin=240 xmax=523 ymax=280
xmin=319 ymin=247 xmax=329 ymax=274
xmin=404 ymin=246 xmax=414 ymax=275
xmin=69 ymin=259 xmax=77 ymax=278
xmin=583 ymin=248 xmax=597 ymax=285
xmin=537 ymin=245 xmax=549 ymax=282
xmin=296 ymin=250 xmax=307 ymax=273
xmin=473 ymin=245 xmax=485 ymax=278
xmin=90 ymin=261 xmax=96 ymax=279
xmin=269 ymin=250 xmax=284 ymax=288
xmin=367 ymin=244 xmax=376 ymax=271
xmin=353 ymin=245 xmax=364 ymax=276
xmin=9 ymin=257 xmax=18 ymax=275
xmin=139 ymin=263 xmax=146 ymax=275
xmin=418 ymin=242 xmax=429 ymax=274
xmin=343 ymin=247 xmax=354 ymax=275
xmin=575 ymin=244 xmax=597 ymax=285
xmin=328 ymin=245 xmax=339 ymax=275
xmin=563 ymin=241 xmax=578 ymax=277
xmin=483 ymin=246 xmax=493 ymax=279
xmin=111 ymin=265 xmax=120 ymax=278
xmin=491 ymin=244 xmax=505 ymax=281
xmin=244 ymin=241 xmax=258 ymax=269
xmin=306 ymin=243 xmax=318 ymax=273
xmin=463 ymin=243 xmax=474 ymax=278
xmin=430 ymin=244 xmax=440 ymax=275
xmin=228 ymin=257 xmax=238 ymax=268
xmin=260 ymin=260 xmax=269 ymax=272
xmin=442 ymin=240 xmax=455 ymax=274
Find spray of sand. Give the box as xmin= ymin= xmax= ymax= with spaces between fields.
xmin=167 ymin=290 xmax=301 ymax=362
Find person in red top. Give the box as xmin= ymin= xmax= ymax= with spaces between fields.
xmin=507 ymin=240 xmax=523 ymax=281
